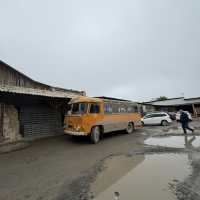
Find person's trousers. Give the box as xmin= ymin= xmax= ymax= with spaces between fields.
xmin=182 ymin=122 xmax=193 ymax=134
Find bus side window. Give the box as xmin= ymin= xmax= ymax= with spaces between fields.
xmin=104 ymin=103 xmax=112 ymax=113
xmin=104 ymin=104 xmax=109 ymax=113
xmin=112 ymin=103 xmax=118 ymax=113
xmin=134 ymin=106 xmax=138 ymax=112
xmin=119 ymin=105 xmax=126 ymax=113
xmin=127 ymin=106 xmax=132 ymax=113
xmin=90 ymin=104 xmax=100 ymax=114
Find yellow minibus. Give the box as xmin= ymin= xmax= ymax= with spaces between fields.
xmin=64 ymin=96 xmax=141 ymax=143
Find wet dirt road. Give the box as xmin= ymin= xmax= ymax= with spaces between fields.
xmin=91 ymin=154 xmax=191 ymax=200
xmin=0 ymin=130 xmax=145 ymax=200
xmin=1 ymin=121 xmax=200 ymax=200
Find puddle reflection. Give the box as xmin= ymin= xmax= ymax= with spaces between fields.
xmin=145 ymin=136 xmax=200 ymax=149
xmin=90 ymin=154 xmax=191 ymax=200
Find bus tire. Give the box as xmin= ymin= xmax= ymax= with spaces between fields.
xmin=90 ymin=126 xmax=101 ymax=144
xmin=126 ymin=122 xmax=134 ymax=134
xmin=141 ymin=121 xmax=144 ymax=126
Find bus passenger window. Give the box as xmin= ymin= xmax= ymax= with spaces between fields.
xmin=104 ymin=104 xmax=109 ymax=113
xmin=127 ymin=107 xmax=132 ymax=113
xmin=134 ymin=106 xmax=138 ymax=112
xmin=90 ymin=104 xmax=100 ymax=113
xmin=104 ymin=104 xmax=112 ymax=113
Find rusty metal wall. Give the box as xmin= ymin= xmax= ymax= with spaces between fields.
xmin=0 ymin=62 xmax=49 ymax=89
xmin=0 ymin=62 xmax=84 ymax=96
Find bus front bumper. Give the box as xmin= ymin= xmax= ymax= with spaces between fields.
xmin=64 ymin=130 xmax=87 ymax=136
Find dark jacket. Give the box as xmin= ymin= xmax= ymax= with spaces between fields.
xmin=180 ymin=112 xmax=189 ymax=123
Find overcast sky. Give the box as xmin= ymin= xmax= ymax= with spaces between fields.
xmin=0 ymin=0 xmax=199 ymax=101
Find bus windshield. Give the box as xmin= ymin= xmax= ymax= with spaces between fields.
xmin=71 ymin=103 xmax=88 ymax=115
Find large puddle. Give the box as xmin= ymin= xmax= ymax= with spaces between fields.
xmin=90 ymin=154 xmax=191 ymax=200
xmin=145 ymin=135 xmax=200 ymax=149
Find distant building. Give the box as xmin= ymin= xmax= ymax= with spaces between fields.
xmin=0 ymin=60 xmax=85 ymax=143
xmin=141 ymin=97 xmax=200 ymax=117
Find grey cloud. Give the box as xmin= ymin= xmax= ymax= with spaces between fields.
xmin=0 ymin=0 xmax=200 ymax=101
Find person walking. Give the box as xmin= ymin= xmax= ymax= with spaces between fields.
xmin=180 ymin=110 xmax=194 ymax=134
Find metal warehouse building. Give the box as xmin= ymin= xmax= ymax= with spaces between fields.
xmin=142 ymin=97 xmax=200 ymax=117
xmin=0 ymin=60 xmax=84 ymax=143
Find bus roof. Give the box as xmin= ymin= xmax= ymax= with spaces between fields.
xmin=69 ymin=96 xmax=103 ymax=104
xmin=69 ymin=96 xmax=138 ymax=106
xmin=95 ymin=96 xmax=131 ymax=102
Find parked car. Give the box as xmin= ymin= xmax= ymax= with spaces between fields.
xmin=141 ymin=112 xmax=172 ymax=126
xmin=176 ymin=111 xmax=192 ymax=121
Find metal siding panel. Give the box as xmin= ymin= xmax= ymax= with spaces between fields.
xmin=0 ymin=103 xmax=4 ymax=140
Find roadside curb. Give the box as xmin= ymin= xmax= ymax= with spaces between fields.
xmin=0 ymin=141 xmax=31 ymax=154
xmin=0 ymin=134 xmax=65 ymax=155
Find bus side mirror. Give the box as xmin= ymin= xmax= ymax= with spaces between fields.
xmin=67 ymin=111 xmax=71 ymax=115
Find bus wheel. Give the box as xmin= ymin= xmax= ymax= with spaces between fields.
xmin=91 ymin=126 xmax=101 ymax=144
xmin=141 ymin=121 xmax=144 ymax=127
xmin=126 ymin=122 xmax=134 ymax=134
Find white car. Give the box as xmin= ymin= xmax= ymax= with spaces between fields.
xmin=141 ymin=112 xmax=172 ymax=126
xmin=176 ymin=111 xmax=192 ymax=121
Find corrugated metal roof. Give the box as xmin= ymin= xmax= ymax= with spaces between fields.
xmin=0 ymin=60 xmax=84 ymax=95
xmin=0 ymin=85 xmax=81 ymax=99
xmin=147 ymin=97 xmax=200 ymax=106
xmin=184 ymin=98 xmax=200 ymax=105
xmin=95 ymin=96 xmax=132 ymax=102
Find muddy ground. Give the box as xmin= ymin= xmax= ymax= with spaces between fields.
xmin=0 ymin=119 xmax=200 ymax=200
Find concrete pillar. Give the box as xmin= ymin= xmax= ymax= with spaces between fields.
xmin=192 ymin=104 xmax=197 ymax=118
xmin=3 ymin=105 xmax=22 ymax=142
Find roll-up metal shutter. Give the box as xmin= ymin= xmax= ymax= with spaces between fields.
xmin=19 ymin=104 xmax=62 ymax=136
xmin=0 ymin=103 xmax=4 ymax=140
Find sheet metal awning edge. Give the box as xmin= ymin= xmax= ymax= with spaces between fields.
xmin=0 ymin=85 xmax=80 ymax=99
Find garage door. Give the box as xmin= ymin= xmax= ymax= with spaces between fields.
xmin=19 ymin=104 xmax=63 ymax=136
